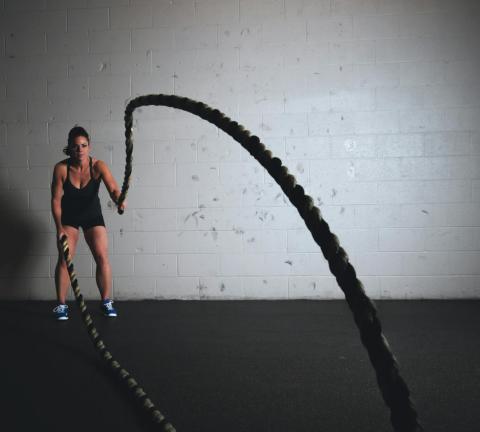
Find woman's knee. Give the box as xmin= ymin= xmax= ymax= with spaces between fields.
xmin=94 ymin=253 xmax=110 ymax=267
xmin=57 ymin=248 xmax=76 ymax=264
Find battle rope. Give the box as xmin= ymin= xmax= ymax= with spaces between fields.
xmin=116 ymin=95 xmax=422 ymax=432
xmin=59 ymin=235 xmax=176 ymax=432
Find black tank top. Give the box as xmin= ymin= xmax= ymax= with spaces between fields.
xmin=61 ymin=157 xmax=102 ymax=222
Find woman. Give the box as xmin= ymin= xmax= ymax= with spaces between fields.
xmin=51 ymin=126 xmax=126 ymax=320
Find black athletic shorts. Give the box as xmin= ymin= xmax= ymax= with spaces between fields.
xmin=61 ymin=214 xmax=105 ymax=230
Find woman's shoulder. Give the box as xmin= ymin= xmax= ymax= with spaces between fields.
xmin=52 ymin=159 xmax=69 ymax=182
xmin=92 ymin=157 xmax=106 ymax=169
xmin=53 ymin=159 xmax=69 ymax=173
xmin=91 ymin=158 xmax=109 ymax=176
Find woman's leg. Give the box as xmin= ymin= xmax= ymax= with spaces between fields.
xmin=84 ymin=225 xmax=112 ymax=300
xmin=55 ymin=225 xmax=79 ymax=304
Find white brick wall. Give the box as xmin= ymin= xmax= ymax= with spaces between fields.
xmin=1 ymin=0 xmax=479 ymax=300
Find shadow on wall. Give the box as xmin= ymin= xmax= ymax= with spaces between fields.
xmin=0 ymin=185 xmax=39 ymax=300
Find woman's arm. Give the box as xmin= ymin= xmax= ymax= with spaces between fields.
xmin=97 ymin=160 xmax=127 ymax=211
xmin=51 ymin=162 xmax=65 ymax=238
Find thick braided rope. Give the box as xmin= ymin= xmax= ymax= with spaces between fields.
xmin=118 ymin=94 xmax=422 ymax=432
xmin=59 ymin=235 xmax=176 ymax=432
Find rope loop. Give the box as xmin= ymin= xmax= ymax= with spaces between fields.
xmin=67 ymin=94 xmax=422 ymax=432
xmin=117 ymin=95 xmax=422 ymax=432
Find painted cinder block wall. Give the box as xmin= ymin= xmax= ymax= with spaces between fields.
xmin=0 ymin=0 xmax=479 ymax=300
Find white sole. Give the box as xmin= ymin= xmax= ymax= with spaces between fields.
xmin=57 ymin=316 xmax=69 ymax=321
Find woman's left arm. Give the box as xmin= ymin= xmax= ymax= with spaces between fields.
xmin=97 ymin=160 xmax=127 ymax=211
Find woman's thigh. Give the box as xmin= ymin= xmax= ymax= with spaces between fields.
xmin=57 ymin=225 xmax=79 ymax=261
xmin=83 ymin=225 xmax=109 ymax=263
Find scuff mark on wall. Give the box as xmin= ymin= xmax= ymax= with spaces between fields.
xmin=184 ymin=210 xmax=201 ymax=226
xmin=233 ymin=226 xmax=244 ymax=235
xmin=211 ymin=227 xmax=218 ymax=240
xmin=198 ymin=282 xmax=207 ymax=299
xmin=256 ymin=210 xmax=265 ymax=221
xmin=347 ymin=162 xmax=355 ymax=179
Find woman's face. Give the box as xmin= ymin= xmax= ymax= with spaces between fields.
xmin=71 ymin=135 xmax=90 ymax=162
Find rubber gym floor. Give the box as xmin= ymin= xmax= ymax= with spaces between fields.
xmin=1 ymin=300 xmax=479 ymax=432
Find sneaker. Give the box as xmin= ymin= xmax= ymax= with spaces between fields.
xmin=101 ymin=299 xmax=118 ymax=317
xmin=53 ymin=304 xmax=69 ymax=321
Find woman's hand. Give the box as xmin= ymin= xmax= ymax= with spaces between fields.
xmin=118 ymin=199 xmax=127 ymax=212
xmin=57 ymin=230 xmax=67 ymax=242
xmin=111 ymin=196 xmax=127 ymax=212
xmin=56 ymin=229 xmax=68 ymax=261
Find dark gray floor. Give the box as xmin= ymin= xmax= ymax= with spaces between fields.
xmin=1 ymin=300 xmax=479 ymax=432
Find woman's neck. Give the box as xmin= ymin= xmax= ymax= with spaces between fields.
xmin=70 ymin=157 xmax=89 ymax=170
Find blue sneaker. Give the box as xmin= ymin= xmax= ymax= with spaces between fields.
xmin=101 ymin=299 xmax=118 ymax=317
xmin=53 ymin=304 xmax=69 ymax=321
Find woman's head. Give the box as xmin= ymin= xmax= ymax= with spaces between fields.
xmin=64 ymin=126 xmax=90 ymax=160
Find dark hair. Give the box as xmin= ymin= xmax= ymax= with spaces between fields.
xmin=63 ymin=126 xmax=90 ymax=156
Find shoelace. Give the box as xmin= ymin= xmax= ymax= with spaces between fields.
xmin=104 ymin=301 xmax=114 ymax=311
xmin=53 ymin=304 xmax=68 ymax=313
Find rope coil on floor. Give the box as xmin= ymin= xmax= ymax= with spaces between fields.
xmin=59 ymin=235 xmax=176 ymax=432
xmin=118 ymin=94 xmax=422 ymax=432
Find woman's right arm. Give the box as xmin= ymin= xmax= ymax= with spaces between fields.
xmin=51 ymin=163 xmax=64 ymax=239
